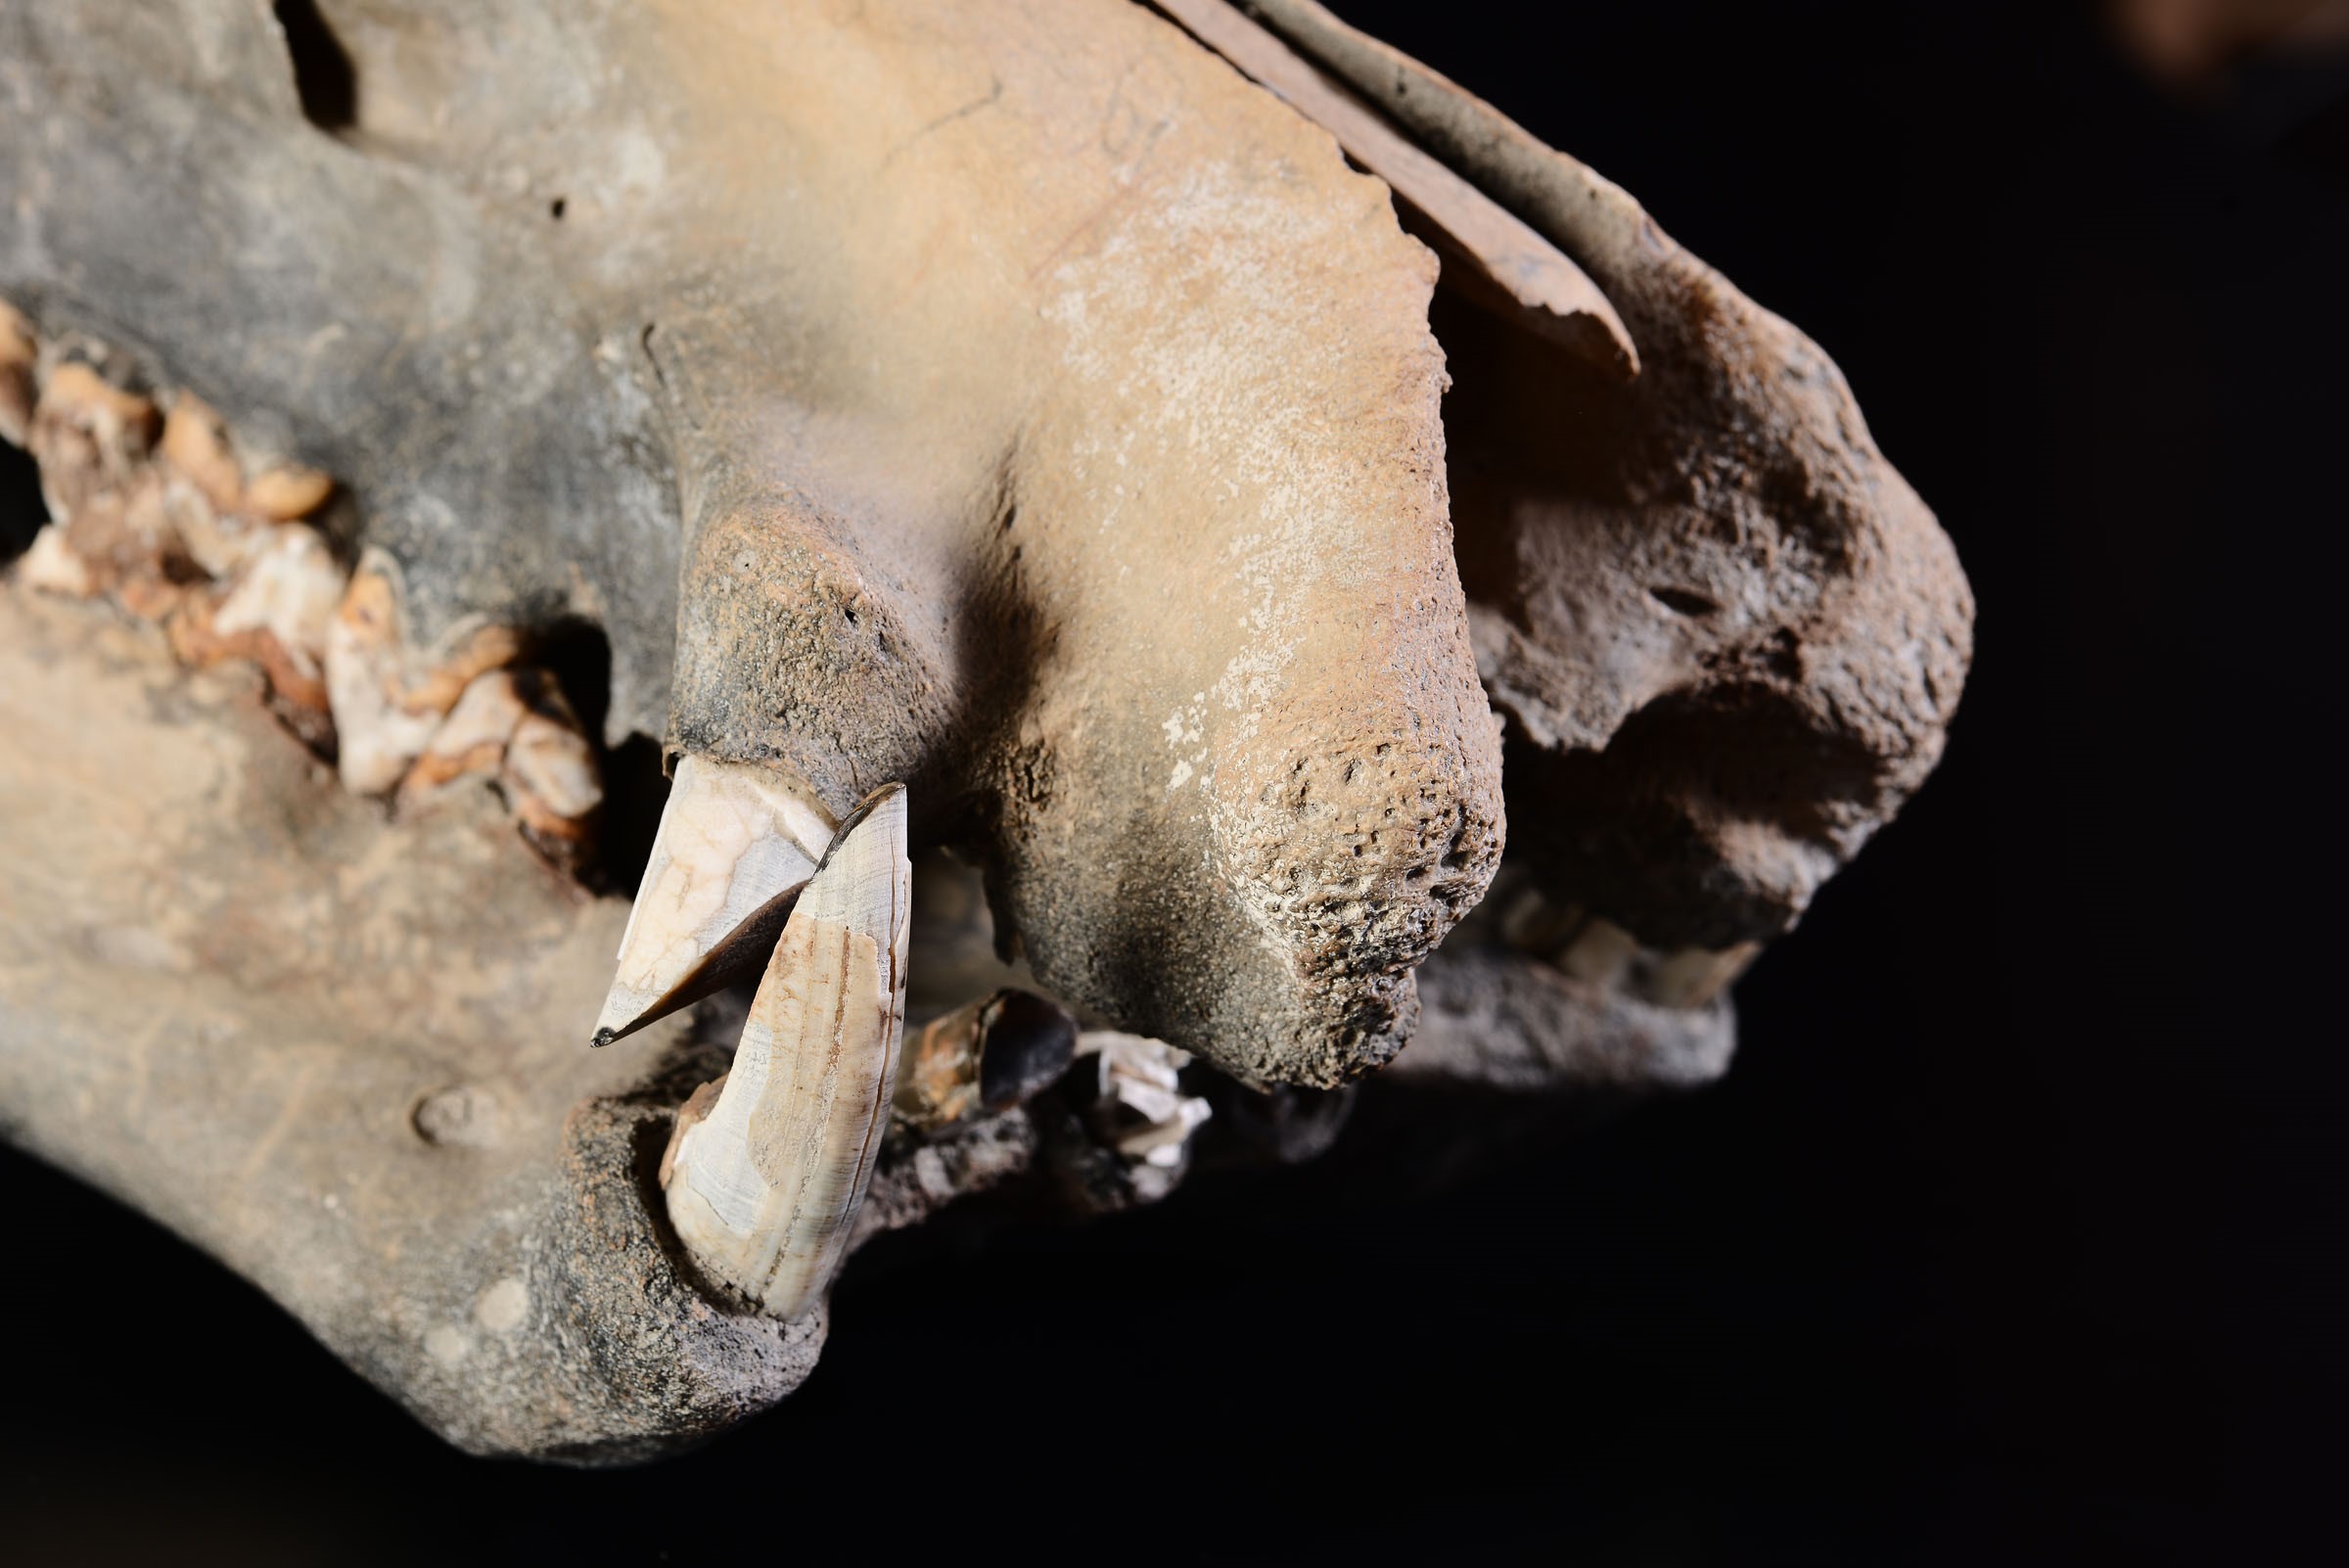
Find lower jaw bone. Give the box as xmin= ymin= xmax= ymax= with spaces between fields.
xmin=660 ymin=785 xmax=911 ymax=1318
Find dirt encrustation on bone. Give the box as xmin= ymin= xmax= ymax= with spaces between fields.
xmin=1245 ymin=0 xmax=1973 ymax=953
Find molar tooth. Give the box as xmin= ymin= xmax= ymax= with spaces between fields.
xmin=591 ymin=754 xmax=838 ymax=1047
xmin=894 ymin=988 xmax=1079 ymax=1132
xmin=660 ymin=784 xmax=910 ymax=1318
xmin=397 ymin=669 xmax=529 ymax=809
xmin=500 ymin=673 xmax=602 ymax=871
xmin=169 ymin=523 xmax=345 ymax=745
xmin=324 ymin=549 xmax=521 ymax=795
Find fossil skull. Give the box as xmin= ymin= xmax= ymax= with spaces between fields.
xmin=0 ymin=0 xmax=1971 ymax=1458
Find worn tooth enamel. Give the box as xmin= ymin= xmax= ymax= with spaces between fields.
xmin=0 ymin=300 xmax=34 ymax=446
xmin=591 ymin=753 xmax=839 ymax=1047
xmin=660 ymin=784 xmax=910 ymax=1318
xmin=398 ymin=669 xmax=529 ymax=808
xmin=501 ymin=673 xmax=602 ymax=870
xmin=168 ymin=523 xmax=345 ymax=742
xmin=325 ymin=549 xmax=522 ymax=795
xmin=894 ymin=988 xmax=1080 ymax=1133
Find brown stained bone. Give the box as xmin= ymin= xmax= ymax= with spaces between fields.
xmin=399 ymin=668 xmax=605 ymax=873
xmin=1156 ymin=0 xmax=1636 ymax=380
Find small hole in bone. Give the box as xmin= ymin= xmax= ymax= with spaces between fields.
xmin=1649 ymin=584 xmax=1722 ymax=617
xmin=549 ymin=197 xmax=567 ymax=220
xmin=274 ymin=0 xmax=358 ymax=132
xmin=0 ymin=439 xmax=44 ymax=564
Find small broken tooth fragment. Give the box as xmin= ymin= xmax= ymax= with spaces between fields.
xmin=0 ymin=300 xmax=34 ymax=446
xmin=895 ymin=988 xmax=1080 ymax=1132
xmin=160 ymin=393 xmax=245 ymax=513
xmin=591 ymin=753 xmax=838 ymax=1047
xmin=1079 ymin=1032 xmax=1213 ymax=1172
xmin=502 ymin=673 xmax=603 ymax=870
xmin=18 ymin=525 xmax=95 ymax=597
xmin=325 ymin=550 xmax=521 ymax=795
xmin=661 ymin=785 xmax=911 ymax=1318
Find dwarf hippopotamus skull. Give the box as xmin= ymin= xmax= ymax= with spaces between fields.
xmin=0 ymin=0 xmax=1971 ymax=1458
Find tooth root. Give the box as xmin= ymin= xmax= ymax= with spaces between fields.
xmin=590 ymin=754 xmax=840 ymax=1046
xmin=660 ymin=784 xmax=911 ymax=1318
xmin=895 ymin=988 xmax=1079 ymax=1133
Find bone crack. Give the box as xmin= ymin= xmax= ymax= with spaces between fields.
xmin=661 ymin=784 xmax=911 ymax=1318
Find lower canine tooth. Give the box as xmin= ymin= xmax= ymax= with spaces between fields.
xmin=660 ymin=784 xmax=910 ymax=1318
xmin=590 ymin=753 xmax=837 ymax=1046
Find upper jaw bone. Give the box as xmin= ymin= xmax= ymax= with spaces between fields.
xmin=659 ymin=784 xmax=911 ymax=1318
xmin=591 ymin=754 xmax=839 ymax=1047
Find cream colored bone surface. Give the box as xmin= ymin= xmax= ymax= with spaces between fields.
xmin=663 ymin=786 xmax=911 ymax=1318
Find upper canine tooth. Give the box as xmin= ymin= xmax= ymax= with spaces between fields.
xmin=590 ymin=753 xmax=838 ymax=1047
xmin=660 ymin=784 xmax=911 ymax=1318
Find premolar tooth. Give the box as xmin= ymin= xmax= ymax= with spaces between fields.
xmin=590 ymin=753 xmax=838 ymax=1046
xmin=501 ymin=674 xmax=603 ymax=871
xmin=660 ymin=784 xmax=910 ymax=1318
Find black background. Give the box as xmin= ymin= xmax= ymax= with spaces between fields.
xmin=3 ymin=2 xmax=2339 ymax=1562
